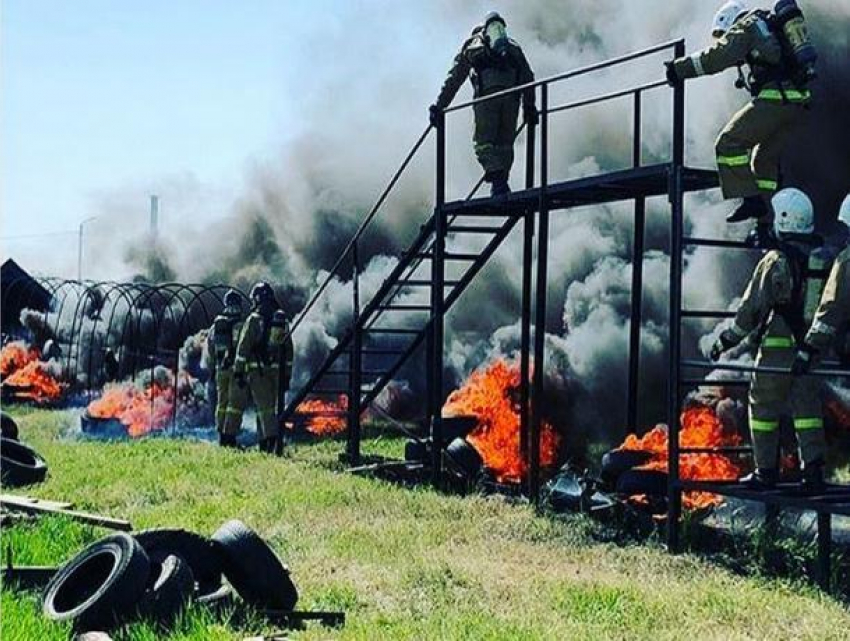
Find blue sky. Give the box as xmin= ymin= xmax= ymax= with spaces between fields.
xmin=1 ymin=1 xmax=332 ymax=241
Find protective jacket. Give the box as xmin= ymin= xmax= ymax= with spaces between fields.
xmin=805 ymin=246 xmax=850 ymax=353
xmin=435 ymin=27 xmax=535 ymax=109
xmin=210 ymin=313 xmax=243 ymax=372
xmin=673 ymin=11 xmax=811 ymax=103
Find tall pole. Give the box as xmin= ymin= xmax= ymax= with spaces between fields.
xmin=77 ymin=217 xmax=98 ymax=281
xmin=521 ymin=103 xmax=536 ymax=492
xmin=150 ymin=195 xmax=160 ymax=239
xmin=431 ymin=111 xmax=446 ymax=488
xmin=627 ymin=90 xmax=646 ymax=434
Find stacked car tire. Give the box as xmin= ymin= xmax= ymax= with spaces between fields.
xmin=1 ymin=412 xmax=49 ymax=487
xmin=42 ymin=520 xmax=298 ymax=632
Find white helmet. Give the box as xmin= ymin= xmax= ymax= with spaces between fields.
xmin=712 ymin=1 xmax=749 ymax=37
xmin=773 ymin=188 xmax=815 ymax=237
xmin=839 ymin=194 xmax=850 ymax=228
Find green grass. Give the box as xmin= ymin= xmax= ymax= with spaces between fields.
xmin=2 ymin=408 xmax=850 ymax=640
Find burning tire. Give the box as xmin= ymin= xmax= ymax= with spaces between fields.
xmin=43 ymin=533 xmax=151 ymax=631
xmin=444 ymin=437 xmax=483 ymax=479
xmin=132 ymin=529 xmax=222 ymax=594
xmin=1 ymin=437 xmax=48 ymax=487
xmin=211 ymin=519 xmax=298 ymax=611
xmin=600 ymin=449 xmax=653 ymax=485
xmin=615 ymin=468 xmax=669 ymax=497
xmin=1 ymin=412 xmax=19 ymax=440
xmin=137 ymin=553 xmax=195 ymax=624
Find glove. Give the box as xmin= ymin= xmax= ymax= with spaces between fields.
xmin=710 ymin=329 xmax=739 ymax=362
xmin=428 ymin=104 xmax=442 ymax=128
xmin=234 ymin=372 xmax=247 ymax=389
xmin=523 ymin=104 xmax=539 ymax=127
xmin=664 ymin=61 xmax=680 ymax=87
xmin=791 ymin=345 xmax=816 ymax=377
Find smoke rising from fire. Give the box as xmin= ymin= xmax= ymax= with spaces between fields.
xmin=10 ymin=2 xmax=850 ymax=446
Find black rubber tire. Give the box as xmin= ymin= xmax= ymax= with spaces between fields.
xmin=404 ymin=439 xmax=430 ymax=462
xmin=1 ymin=437 xmax=47 ymax=487
xmin=211 ymin=519 xmax=298 ymax=611
xmin=137 ymin=553 xmax=195 ymax=624
xmin=195 ymin=583 xmax=234 ymax=609
xmin=1 ymin=412 xmax=19 ymax=440
xmin=600 ymin=449 xmax=653 ymax=484
xmin=616 ymin=468 xmax=669 ymax=497
xmin=445 ymin=438 xmax=483 ymax=478
xmin=43 ymin=533 xmax=151 ymax=631
xmin=133 ymin=528 xmax=222 ymax=593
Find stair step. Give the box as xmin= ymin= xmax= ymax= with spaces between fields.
xmin=326 ymin=370 xmax=389 ymax=377
xmin=361 ymin=349 xmax=408 ymax=355
xmin=377 ymin=304 xmax=431 ymax=311
xmin=394 ymin=279 xmax=462 ymax=287
xmin=364 ymin=328 xmax=421 ymax=335
xmin=681 ymin=379 xmax=750 ymax=388
xmin=681 ymin=310 xmax=736 ymax=319
xmin=447 ymin=225 xmax=505 ymax=234
xmin=412 ymin=252 xmax=481 ymax=261
xmin=309 ymin=389 xmax=349 ymax=395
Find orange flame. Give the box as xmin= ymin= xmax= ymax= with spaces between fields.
xmin=443 ymin=359 xmax=561 ymax=483
xmin=619 ymin=406 xmax=744 ymax=510
xmin=1 ymin=341 xmax=40 ymax=378
xmin=88 ymin=379 xmax=175 ymax=438
xmin=296 ymin=396 xmax=348 ymax=436
xmin=4 ymin=361 xmax=64 ymax=403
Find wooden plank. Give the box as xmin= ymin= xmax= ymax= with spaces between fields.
xmin=0 ymin=495 xmax=132 ymax=531
xmin=0 ymin=494 xmax=73 ymax=510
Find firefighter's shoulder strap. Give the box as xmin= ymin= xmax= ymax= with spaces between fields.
xmin=773 ymin=240 xmax=833 ymax=344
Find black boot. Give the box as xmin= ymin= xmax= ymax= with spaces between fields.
xmin=490 ymin=172 xmax=511 ymax=197
xmin=727 ymin=196 xmax=768 ymax=223
xmin=258 ymin=437 xmax=277 ymax=454
xmin=739 ymin=468 xmax=778 ymax=490
xmin=219 ymin=433 xmax=238 ymax=449
xmin=799 ymin=459 xmax=826 ymax=495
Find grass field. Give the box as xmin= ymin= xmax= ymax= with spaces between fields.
xmin=2 ymin=408 xmax=850 ymax=640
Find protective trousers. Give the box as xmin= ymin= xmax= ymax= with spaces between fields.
xmin=749 ymin=331 xmax=825 ymax=470
xmin=214 ymin=369 xmax=233 ymax=433
xmin=473 ymin=92 xmax=520 ymax=178
xmin=222 ymin=366 xmax=280 ymax=440
xmin=715 ymin=98 xmax=807 ymax=201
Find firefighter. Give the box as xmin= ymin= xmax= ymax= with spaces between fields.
xmin=794 ymin=195 xmax=850 ymax=373
xmin=710 ymin=188 xmax=830 ymax=491
xmin=429 ymin=11 xmax=536 ymax=197
xmin=223 ymin=282 xmax=294 ymax=453
xmin=208 ymin=289 xmax=245 ymax=448
xmin=666 ymin=1 xmax=815 ymax=246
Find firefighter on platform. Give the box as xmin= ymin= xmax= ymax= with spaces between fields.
xmin=793 ymin=195 xmax=850 ymax=374
xmin=208 ymin=289 xmax=245 ymax=448
xmin=223 ymin=282 xmax=294 ymax=453
xmin=666 ymin=0 xmax=817 ymax=246
xmin=429 ymin=11 xmax=536 ymax=197
xmin=710 ymin=188 xmax=831 ymax=492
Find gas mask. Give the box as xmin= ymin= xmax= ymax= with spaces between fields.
xmin=485 ymin=20 xmax=508 ymax=56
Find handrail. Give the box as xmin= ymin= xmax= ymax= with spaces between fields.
xmin=548 ymin=79 xmax=668 ymax=115
xmin=682 ymin=359 xmax=850 ymax=379
xmin=288 ymin=125 xmax=433 ymax=337
xmin=444 ymin=39 xmax=683 ymax=112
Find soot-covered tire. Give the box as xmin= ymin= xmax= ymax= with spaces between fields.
xmin=211 ymin=519 xmax=298 ymax=611
xmin=133 ymin=528 xmax=222 ymax=592
xmin=195 ymin=583 xmax=234 ymax=609
xmin=43 ymin=533 xmax=151 ymax=631
xmin=137 ymin=553 xmax=195 ymax=624
xmin=1 ymin=412 xmax=19 ymax=440
xmin=1 ymin=437 xmax=47 ymax=487
xmin=600 ymin=449 xmax=653 ymax=485
xmin=616 ymin=468 xmax=669 ymax=497
xmin=445 ymin=438 xmax=483 ymax=478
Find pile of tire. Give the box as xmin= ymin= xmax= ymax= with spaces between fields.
xmin=42 ymin=520 xmax=298 ymax=633
xmin=600 ymin=448 xmax=668 ymax=498
xmin=1 ymin=412 xmax=49 ymax=488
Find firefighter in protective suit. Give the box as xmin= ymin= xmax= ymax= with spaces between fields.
xmin=208 ymin=289 xmax=245 ymax=448
xmin=429 ymin=11 xmax=536 ymax=197
xmin=223 ymin=282 xmax=294 ymax=453
xmin=667 ymin=1 xmax=815 ymax=245
xmin=711 ymin=188 xmax=830 ymax=491
xmin=794 ymin=195 xmax=850 ymax=373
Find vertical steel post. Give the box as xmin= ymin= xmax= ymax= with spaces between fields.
xmin=520 ymin=106 xmax=536 ymax=483
xmin=817 ymin=512 xmax=832 ymax=592
xmin=348 ymin=243 xmax=362 ymax=464
xmin=431 ymin=113 xmax=447 ymax=487
xmin=667 ymin=40 xmax=687 ymax=553
xmin=627 ymin=90 xmax=646 ymax=434
xmin=530 ymin=85 xmax=549 ymax=505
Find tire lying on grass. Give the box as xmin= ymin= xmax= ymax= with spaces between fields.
xmin=1 ymin=412 xmax=19 ymax=440
xmin=43 ymin=533 xmax=151 ymax=631
xmin=1 ymin=436 xmax=47 ymax=487
xmin=615 ymin=468 xmax=669 ymax=497
xmin=133 ymin=528 xmax=222 ymax=593
xmin=137 ymin=553 xmax=195 ymax=624
xmin=600 ymin=449 xmax=653 ymax=485
xmin=211 ymin=519 xmax=298 ymax=611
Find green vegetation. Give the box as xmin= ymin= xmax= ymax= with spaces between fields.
xmin=2 ymin=408 xmax=849 ymax=640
